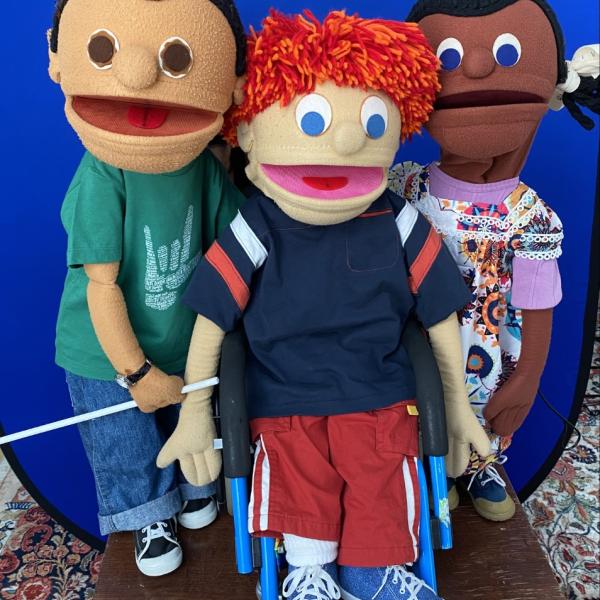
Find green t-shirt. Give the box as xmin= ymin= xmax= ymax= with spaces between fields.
xmin=55 ymin=150 xmax=244 ymax=380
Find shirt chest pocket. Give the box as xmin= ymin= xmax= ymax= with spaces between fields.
xmin=346 ymin=212 xmax=400 ymax=272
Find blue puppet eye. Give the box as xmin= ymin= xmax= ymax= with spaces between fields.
xmin=361 ymin=96 xmax=389 ymax=139
xmin=436 ymin=38 xmax=464 ymax=71
xmin=296 ymin=94 xmax=332 ymax=137
xmin=493 ymin=33 xmax=522 ymax=67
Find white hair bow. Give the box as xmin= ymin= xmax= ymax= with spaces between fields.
xmin=550 ymin=44 xmax=599 ymax=111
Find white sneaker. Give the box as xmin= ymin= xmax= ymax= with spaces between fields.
xmin=178 ymin=497 xmax=218 ymax=530
xmin=134 ymin=518 xmax=183 ymax=577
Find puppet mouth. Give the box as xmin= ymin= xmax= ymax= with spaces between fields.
xmin=71 ymin=96 xmax=219 ymax=137
xmin=435 ymin=90 xmax=545 ymax=110
xmin=260 ymin=165 xmax=385 ymax=200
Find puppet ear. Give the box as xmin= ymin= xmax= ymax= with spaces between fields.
xmin=47 ymin=29 xmax=61 ymax=84
xmin=237 ymin=121 xmax=254 ymax=153
xmin=233 ymin=76 xmax=246 ymax=107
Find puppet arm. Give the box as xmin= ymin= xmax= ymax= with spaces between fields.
xmin=85 ymin=263 xmax=185 ymax=413
xmin=484 ymin=309 xmax=553 ymax=437
xmin=427 ymin=313 xmax=491 ymax=477
xmin=157 ymin=315 xmax=225 ymax=486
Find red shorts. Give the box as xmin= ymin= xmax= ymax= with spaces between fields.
xmin=249 ymin=401 xmax=420 ymax=567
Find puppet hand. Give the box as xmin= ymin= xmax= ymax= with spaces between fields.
xmin=445 ymin=396 xmax=491 ymax=478
xmin=156 ymin=392 xmax=222 ymax=487
xmin=130 ymin=367 xmax=185 ymax=414
xmin=484 ymin=374 xmax=538 ymax=437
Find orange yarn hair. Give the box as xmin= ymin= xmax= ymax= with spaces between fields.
xmin=223 ymin=10 xmax=441 ymax=145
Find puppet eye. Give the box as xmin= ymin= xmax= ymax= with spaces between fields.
xmin=437 ymin=38 xmax=464 ymax=71
xmin=159 ymin=37 xmax=194 ymax=79
xmin=493 ymin=33 xmax=522 ymax=67
xmin=88 ymin=29 xmax=119 ymax=70
xmin=296 ymin=94 xmax=333 ymax=137
xmin=361 ymin=96 xmax=388 ymax=139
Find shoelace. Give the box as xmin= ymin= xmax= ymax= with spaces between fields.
xmin=372 ymin=565 xmax=434 ymax=600
xmin=282 ymin=566 xmax=341 ymax=600
xmin=139 ymin=521 xmax=181 ymax=559
xmin=467 ymin=455 xmax=508 ymax=491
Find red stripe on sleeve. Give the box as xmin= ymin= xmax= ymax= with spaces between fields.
xmin=206 ymin=242 xmax=250 ymax=311
xmin=409 ymin=228 xmax=442 ymax=294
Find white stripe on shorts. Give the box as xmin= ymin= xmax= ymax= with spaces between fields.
xmin=259 ymin=434 xmax=271 ymax=531
xmin=403 ymin=456 xmax=418 ymax=553
xmin=247 ymin=439 xmax=260 ymax=532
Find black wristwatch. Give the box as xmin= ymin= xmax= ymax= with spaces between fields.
xmin=116 ymin=359 xmax=153 ymax=390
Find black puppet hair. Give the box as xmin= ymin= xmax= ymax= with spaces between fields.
xmin=49 ymin=0 xmax=247 ymax=76
xmin=407 ymin=0 xmax=599 ymax=130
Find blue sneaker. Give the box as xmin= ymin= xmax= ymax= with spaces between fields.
xmin=339 ymin=565 xmax=441 ymax=599
xmin=460 ymin=460 xmax=515 ymax=522
xmin=282 ymin=563 xmax=341 ymax=600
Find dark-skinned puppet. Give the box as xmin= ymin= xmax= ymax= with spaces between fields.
xmin=390 ymin=0 xmax=599 ymax=523
xmin=49 ymin=0 xmax=246 ymax=577
xmin=157 ymin=11 xmax=490 ymax=599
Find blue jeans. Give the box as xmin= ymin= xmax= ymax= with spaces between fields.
xmin=65 ymin=371 xmax=216 ymax=535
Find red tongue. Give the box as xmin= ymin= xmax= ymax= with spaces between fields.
xmin=303 ymin=176 xmax=349 ymax=191
xmin=127 ymin=105 xmax=170 ymax=129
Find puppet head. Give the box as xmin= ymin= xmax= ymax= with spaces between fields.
xmin=224 ymin=11 xmax=440 ymax=225
xmin=49 ymin=0 xmax=246 ymax=174
xmin=407 ymin=0 xmax=599 ymax=181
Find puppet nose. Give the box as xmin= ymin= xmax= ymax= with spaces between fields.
xmin=112 ymin=46 xmax=159 ymax=90
xmin=333 ymin=122 xmax=367 ymax=156
xmin=462 ymin=47 xmax=496 ymax=79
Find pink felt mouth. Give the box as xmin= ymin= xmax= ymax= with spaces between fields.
xmin=261 ymin=165 xmax=384 ymax=200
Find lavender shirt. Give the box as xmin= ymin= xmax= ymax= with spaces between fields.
xmin=429 ymin=164 xmax=562 ymax=310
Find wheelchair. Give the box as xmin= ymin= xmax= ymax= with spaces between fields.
xmin=216 ymin=318 xmax=453 ymax=600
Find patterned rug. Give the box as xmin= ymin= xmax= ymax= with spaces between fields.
xmin=0 ymin=487 xmax=102 ymax=599
xmin=524 ymin=301 xmax=600 ymax=599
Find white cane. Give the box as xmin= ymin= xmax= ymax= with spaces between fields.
xmin=0 ymin=377 xmax=220 ymax=446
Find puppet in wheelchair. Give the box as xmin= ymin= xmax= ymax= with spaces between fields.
xmin=158 ymin=11 xmax=490 ymax=600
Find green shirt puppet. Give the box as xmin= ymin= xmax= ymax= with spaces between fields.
xmin=48 ymin=0 xmax=245 ymax=577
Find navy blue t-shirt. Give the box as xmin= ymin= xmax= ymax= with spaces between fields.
xmin=183 ymin=189 xmax=470 ymax=419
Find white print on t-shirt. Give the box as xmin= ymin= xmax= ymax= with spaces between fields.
xmin=144 ymin=205 xmax=201 ymax=311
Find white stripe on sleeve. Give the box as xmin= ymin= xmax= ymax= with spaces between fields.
xmin=396 ymin=202 xmax=419 ymax=247
xmin=230 ymin=212 xmax=268 ymax=269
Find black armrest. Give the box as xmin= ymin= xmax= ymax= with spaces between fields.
xmin=219 ymin=330 xmax=252 ymax=479
xmin=402 ymin=318 xmax=449 ymax=457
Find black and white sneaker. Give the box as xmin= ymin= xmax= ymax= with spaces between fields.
xmin=178 ymin=497 xmax=218 ymax=530
xmin=134 ymin=518 xmax=183 ymax=577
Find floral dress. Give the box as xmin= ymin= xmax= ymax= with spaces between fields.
xmin=390 ymin=162 xmax=564 ymax=474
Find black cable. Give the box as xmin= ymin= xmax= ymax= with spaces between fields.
xmin=538 ymin=390 xmax=582 ymax=451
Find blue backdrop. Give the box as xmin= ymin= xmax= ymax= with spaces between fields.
xmin=0 ymin=0 xmax=598 ymax=547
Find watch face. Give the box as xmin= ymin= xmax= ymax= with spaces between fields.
xmin=116 ymin=376 xmax=130 ymax=390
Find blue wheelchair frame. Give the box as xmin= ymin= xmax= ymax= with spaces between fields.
xmin=219 ymin=319 xmax=453 ymax=599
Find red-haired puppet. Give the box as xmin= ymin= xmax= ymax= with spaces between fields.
xmin=159 ymin=11 xmax=489 ymax=599
xmin=390 ymin=0 xmax=599 ymax=523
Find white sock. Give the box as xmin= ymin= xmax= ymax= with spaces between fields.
xmin=283 ymin=534 xmax=338 ymax=567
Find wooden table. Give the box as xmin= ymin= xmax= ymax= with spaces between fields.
xmin=95 ymin=474 xmax=564 ymax=600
